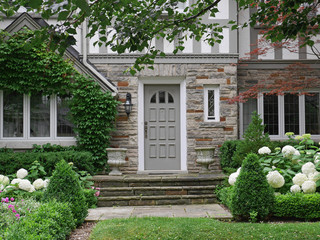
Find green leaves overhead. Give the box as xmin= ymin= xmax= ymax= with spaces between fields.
xmin=238 ymin=0 xmax=320 ymax=47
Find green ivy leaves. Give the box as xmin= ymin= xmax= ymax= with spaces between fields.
xmin=0 ymin=29 xmax=119 ymax=171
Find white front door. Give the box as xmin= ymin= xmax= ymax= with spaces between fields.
xmin=144 ymin=85 xmax=181 ymax=170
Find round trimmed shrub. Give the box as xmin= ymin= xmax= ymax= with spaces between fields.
xmin=5 ymin=201 xmax=75 ymax=240
xmin=43 ymin=159 xmax=88 ymax=226
xmin=231 ymin=153 xmax=275 ymax=221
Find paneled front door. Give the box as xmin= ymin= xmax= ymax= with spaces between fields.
xmin=144 ymin=85 xmax=180 ymax=170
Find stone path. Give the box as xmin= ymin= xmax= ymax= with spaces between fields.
xmin=86 ymin=204 xmax=232 ymax=221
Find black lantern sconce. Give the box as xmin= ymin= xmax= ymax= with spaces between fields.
xmin=124 ymin=93 xmax=133 ymax=116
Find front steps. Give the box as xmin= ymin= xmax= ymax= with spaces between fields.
xmin=92 ymin=174 xmax=226 ymax=207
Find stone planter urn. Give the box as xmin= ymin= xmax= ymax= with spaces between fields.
xmin=195 ymin=147 xmax=215 ymax=173
xmin=106 ymin=148 xmax=127 ymax=176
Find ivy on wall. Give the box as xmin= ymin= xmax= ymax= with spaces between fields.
xmin=0 ymin=29 xmax=119 ymax=170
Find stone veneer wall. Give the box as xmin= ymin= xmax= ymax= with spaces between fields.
xmin=238 ymin=64 xmax=320 ymax=90
xmin=94 ymin=63 xmax=238 ymax=174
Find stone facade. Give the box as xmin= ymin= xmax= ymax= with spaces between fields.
xmin=94 ymin=63 xmax=238 ymax=174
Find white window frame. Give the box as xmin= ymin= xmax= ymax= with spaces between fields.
xmin=204 ymin=85 xmax=220 ymax=122
xmin=0 ymin=91 xmax=76 ymax=148
xmin=240 ymin=92 xmax=320 ymax=140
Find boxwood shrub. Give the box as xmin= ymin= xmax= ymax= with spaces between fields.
xmin=231 ymin=153 xmax=275 ymax=221
xmin=0 ymin=151 xmax=94 ymax=176
xmin=5 ymin=201 xmax=75 ymax=240
xmin=43 ymin=160 xmax=88 ymax=226
xmin=274 ymin=193 xmax=320 ymax=220
xmin=219 ymin=140 xmax=242 ymax=170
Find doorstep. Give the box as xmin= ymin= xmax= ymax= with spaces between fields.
xmin=85 ymin=204 xmax=233 ymax=221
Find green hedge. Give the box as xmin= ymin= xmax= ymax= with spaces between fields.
xmin=219 ymin=140 xmax=242 ymax=170
xmin=274 ymin=193 xmax=320 ymax=220
xmin=217 ymin=186 xmax=320 ymax=220
xmin=216 ymin=186 xmax=233 ymax=209
xmin=0 ymin=151 xmax=95 ymax=176
xmin=5 ymin=201 xmax=75 ymax=240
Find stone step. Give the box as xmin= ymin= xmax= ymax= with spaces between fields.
xmin=99 ymin=185 xmax=216 ymax=197
xmin=93 ymin=174 xmax=226 ymax=188
xmin=97 ymin=194 xmax=218 ymax=207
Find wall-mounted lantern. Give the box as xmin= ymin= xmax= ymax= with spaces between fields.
xmin=124 ymin=93 xmax=133 ymax=116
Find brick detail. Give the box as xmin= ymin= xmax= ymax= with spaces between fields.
xmin=224 ymin=127 xmax=234 ymax=131
xmin=220 ymin=117 xmax=226 ymax=122
xmin=196 ymin=138 xmax=213 ymax=142
xmin=196 ymin=86 xmax=204 ymax=90
xmin=218 ymin=68 xmax=224 ymax=72
xmin=196 ymin=76 xmax=209 ymax=79
xmin=116 ymin=116 xmax=128 ymax=121
xmin=226 ymin=78 xmax=231 ymax=84
xmin=118 ymin=81 xmax=129 ymax=87
xmin=220 ymin=97 xmax=230 ymax=101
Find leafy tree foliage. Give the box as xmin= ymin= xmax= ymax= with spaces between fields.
xmin=238 ymin=0 xmax=320 ymax=51
xmin=0 ymin=0 xmax=318 ymax=72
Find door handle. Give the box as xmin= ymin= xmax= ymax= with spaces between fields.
xmin=144 ymin=122 xmax=148 ymax=139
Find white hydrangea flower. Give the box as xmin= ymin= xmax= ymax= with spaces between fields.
xmin=33 ymin=179 xmax=45 ymax=190
xmin=10 ymin=178 xmax=21 ymax=188
xmin=228 ymin=167 xmax=242 ymax=186
xmin=16 ymin=168 xmax=28 ymax=179
xmin=228 ymin=172 xmax=238 ymax=186
xmin=301 ymin=162 xmax=316 ymax=175
xmin=28 ymin=185 xmax=36 ymax=193
xmin=281 ymin=145 xmax=297 ymax=158
xmin=292 ymin=173 xmax=308 ymax=186
xmin=0 ymin=184 xmax=3 ymax=191
xmin=43 ymin=179 xmax=50 ymax=188
xmin=258 ymin=146 xmax=271 ymax=155
xmin=18 ymin=179 xmax=32 ymax=192
xmin=314 ymin=154 xmax=320 ymax=164
xmin=308 ymin=171 xmax=320 ymax=182
xmin=274 ymin=192 xmax=281 ymax=196
xmin=267 ymin=170 xmax=285 ymax=188
xmin=290 ymin=185 xmax=301 ymax=193
xmin=301 ymin=180 xmax=316 ymax=194
xmin=294 ymin=150 xmax=300 ymax=156
xmin=0 ymin=175 xmax=9 ymax=186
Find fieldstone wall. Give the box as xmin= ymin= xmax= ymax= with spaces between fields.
xmin=238 ymin=63 xmax=320 ymax=90
xmin=94 ymin=63 xmax=238 ymax=174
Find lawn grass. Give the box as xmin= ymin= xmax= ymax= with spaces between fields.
xmin=89 ymin=217 xmax=320 ymax=240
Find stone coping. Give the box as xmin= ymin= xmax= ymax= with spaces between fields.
xmin=92 ymin=173 xmax=226 ymax=182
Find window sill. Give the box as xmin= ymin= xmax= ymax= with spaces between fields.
xmin=0 ymin=139 xmax=76 ymax=149
xmin=199 ymin=122 xmax=225 ymax=128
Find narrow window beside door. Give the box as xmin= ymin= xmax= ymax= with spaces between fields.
xmin=204 ymin=85 xmax=220 ymax=122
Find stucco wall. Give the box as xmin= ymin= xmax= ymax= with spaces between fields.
xmin=94 ymin=63 xmax=238 ymax=174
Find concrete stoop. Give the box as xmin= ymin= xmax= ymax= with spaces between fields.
xmin=92 ymin=174 xmax=226 ymax=207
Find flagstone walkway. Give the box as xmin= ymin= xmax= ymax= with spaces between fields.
xmin=85 ymin=204 xmax=232 ymax=221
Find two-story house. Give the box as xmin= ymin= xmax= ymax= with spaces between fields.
xmin=0 ymin=0 xmax=319 ymax=175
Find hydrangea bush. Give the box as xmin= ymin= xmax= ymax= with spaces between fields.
xmin=1 ymin=168 xmax=49 ymax=195
xmin=256 ymin=133 xmax=320 ymax=193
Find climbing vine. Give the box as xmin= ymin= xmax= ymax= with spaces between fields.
xmin=0 ymin=29 xmax=119 ymax=171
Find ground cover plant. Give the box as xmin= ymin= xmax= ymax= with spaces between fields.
xmin=89 ymin=217 xmax=320 ymax=240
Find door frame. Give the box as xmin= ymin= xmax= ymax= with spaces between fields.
xmin=137 ymin=77 xmax=187 ymax=174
